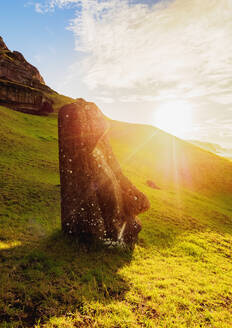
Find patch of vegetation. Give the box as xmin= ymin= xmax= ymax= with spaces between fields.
xmin=45 ymin=93 xmax=74 ymax=112
xmin=0 ymin=105 xmax=232 ymax=327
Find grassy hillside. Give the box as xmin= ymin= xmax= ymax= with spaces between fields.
xmin=189 ymin=140 xmax=232 ymax=162
xmin=189 ymin=141 xmax=225 ymax=154
xmin=0 ymin=105 xmax=232 ymax=328
xmin=109 ymin=121 xmax=232 ymax=198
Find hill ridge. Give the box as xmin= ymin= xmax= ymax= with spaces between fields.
xmin=0 ymin=104 xmax=232 ymax=327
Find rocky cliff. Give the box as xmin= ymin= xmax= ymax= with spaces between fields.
xmin=0 ymin=36 xmax=54 ymax=114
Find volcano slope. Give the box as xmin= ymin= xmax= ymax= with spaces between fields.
xmin=0 ymin=105 xmax=232 ymax=328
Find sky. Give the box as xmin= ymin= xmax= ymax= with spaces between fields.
xmin=0 ymin=0 xmax=232 ymax=147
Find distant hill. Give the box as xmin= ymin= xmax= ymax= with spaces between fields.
xmin=189 ymin=140 xmax=232 ymax=160
xmin=109 ymin=121 xmax=232 ymax=197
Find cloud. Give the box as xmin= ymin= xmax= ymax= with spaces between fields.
xmin=34 ymin=0 xmax=80 ymax=12
xmin=35 ymin=3 xmax=44 ymax=13
xmin=189 ymin=107 xmax=232 ymax=146
xmin=35 ymin=0 xmax=232 ymax=104
xmin=95 ymin=96 xmax=115 ymax=104
xmin=35 ymin=0 xmax=232 ymax=145
xmin=60 ymin=0 xmax=232 ymax=103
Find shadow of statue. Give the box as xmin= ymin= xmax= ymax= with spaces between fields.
xmin=0 ymin=230 xmax=133 ymax=327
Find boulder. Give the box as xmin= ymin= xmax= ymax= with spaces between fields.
xmin=40 ymin=101 xmax=54 ymax=115
xmin=58 ymin=100 xmax=150 ymax=246
xmin=146 ymin=180 xmax=160 ymax=190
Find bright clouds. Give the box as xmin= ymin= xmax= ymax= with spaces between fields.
xmin=35 ymin=0 xmax=232 ymax=145
xmin=67 ymin=0 xmax=232 ymax=101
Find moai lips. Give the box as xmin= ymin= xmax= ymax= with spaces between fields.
xmin=58 ymin=99 xmax=150 ymax=246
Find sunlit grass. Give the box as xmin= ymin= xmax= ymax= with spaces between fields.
xmin=0 ymin=241 xmax=22 ymax=250
xmin=0 ymin=105 xmax=232 ymax=327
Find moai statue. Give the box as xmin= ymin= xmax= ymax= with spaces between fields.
xmin=58 ymin=99 xmax=150 ymax=246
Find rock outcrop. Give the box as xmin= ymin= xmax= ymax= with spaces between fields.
xmin=0 ymin=80 xmax=53 ymax=114
xmin=0 ymin=36 xmax=53 ymax=114
xmin=146 ymin=180 xmax=160 ymax=190
xmin=0 ymin=37 xmax=9 ymax=50
xmin=58 ymin=99 xmax=150 ymax=247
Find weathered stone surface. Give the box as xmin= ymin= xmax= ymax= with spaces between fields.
xmin=0 ymin=37 xmax=9 ymax=50
xmin=0 ymin=36 xmax=54 ymax=115
xmin=58 ymin=100 xmax=150 ymax=246
xmin=0 ymin=38 xmax=44 ymax=87
xmin=0 ymin=80 xmax=53 ymax=114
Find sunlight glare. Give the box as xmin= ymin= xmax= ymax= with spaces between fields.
xmin=153 ymin=101 xmax=193 ymax=138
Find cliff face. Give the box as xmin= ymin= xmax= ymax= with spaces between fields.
xmin=0 ymin=80 xmax=53 ymax=115
xmin=0 ymin=36 xmax=54 ymax=115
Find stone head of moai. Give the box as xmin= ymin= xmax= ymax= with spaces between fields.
xmin=58 ymin=99 xmax=150 ymax=247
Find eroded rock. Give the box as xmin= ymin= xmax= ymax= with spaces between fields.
xmin=0 ymin=36 xmax=54 ymax=115
xmin=58 ymin=99 xmax=150 ymax=246
xmin=0 ymin=36 xmax=9 ymax=50
xmin=147 ymin=180 xmax=160 ymax=190
xmin=0 ymin=80 xmax=53 ymax=115
xmin=0 ymin=37 xmax=45 ymax=87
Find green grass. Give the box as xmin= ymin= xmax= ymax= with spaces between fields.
xmin=45 ymin=93 xmax=74 ymax=112
xmin=0 ymin=105 xmax=232 ymax=327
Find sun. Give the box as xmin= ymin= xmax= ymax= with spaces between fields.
xmin=153 ymin=101 xmax=193 ymax=138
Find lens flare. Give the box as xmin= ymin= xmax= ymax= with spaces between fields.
xmin=153 ymin=101 xmax=193 ymax=138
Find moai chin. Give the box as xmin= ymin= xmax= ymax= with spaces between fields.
xmin=58 ymin=99 xmax=150 ymax=246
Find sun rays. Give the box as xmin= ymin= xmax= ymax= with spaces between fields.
xmin=153 ymin=101 xmax=194 ymax=139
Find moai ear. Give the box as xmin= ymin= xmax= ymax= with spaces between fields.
xmin=59 ymin=100 xmax=109 ymax=153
